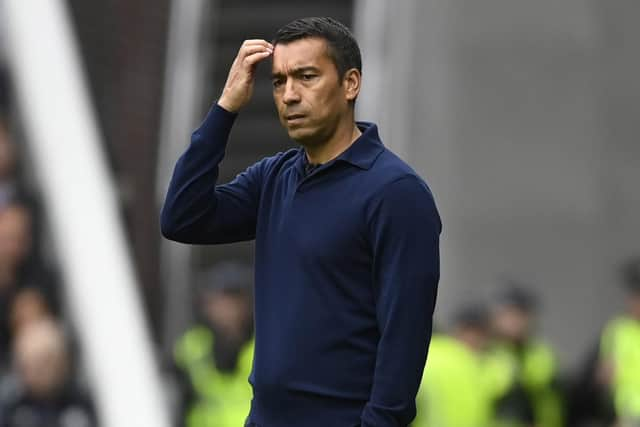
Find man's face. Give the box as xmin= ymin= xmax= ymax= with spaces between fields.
xmin=492 ymin=306 xmax=532 ymax=342
xmin=14 ymin=322 xmax=68 ymax=398
xmin=271 ymin=37 xmax=351 ymax=146
xmin=10 ymin=288 xmax=51 ymax=335
xmin=455 ymin=326 xmax=489 ymax=353
xmin=203 ymin=291 xmax=251 ymax=340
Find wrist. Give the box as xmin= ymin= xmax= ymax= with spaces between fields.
xmin=217 ymin=95 xmax=240 ymax=113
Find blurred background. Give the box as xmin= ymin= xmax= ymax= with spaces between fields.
xmin=0 ymin=0 xmax=638 ymax=426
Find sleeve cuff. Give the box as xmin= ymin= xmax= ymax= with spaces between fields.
xmin=214 ymin=102 xmax=239 ymax=117
xmin=194 ymin=102 xmax=239 ymax=142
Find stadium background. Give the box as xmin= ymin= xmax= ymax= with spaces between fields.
xmin=0 ymin=0 xmax=638 ymax=426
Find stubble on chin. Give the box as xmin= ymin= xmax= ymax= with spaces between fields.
xmin=288 ymin=127 xmax=324 ymax=148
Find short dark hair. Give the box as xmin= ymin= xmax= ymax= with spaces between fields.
xmin=495 ymin=282 xmax=539 ymax=313
xmin=273 ymin=17 xmax=362 ymax=78
xmin=198 ymin=261 xmax=253 ymax=294
xmin=453 ymin=303 xmax=489 ymax=331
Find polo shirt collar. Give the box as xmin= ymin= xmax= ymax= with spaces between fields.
xmin=335 ymin=121 xmax=384 ymax=170
xmin=297 ymin=121 xmax=385 ymax=172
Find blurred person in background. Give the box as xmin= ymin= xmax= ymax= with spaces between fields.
xmin=0 ymin=97 xmax=59 ymax=379
xmin=173 ymin=262 xmax=254 ymax=427
xmin=0 ymin=201 xmax=56 ymax=363
xmin=0 ymin=286 xmax=55 ymax=422
xmin=0 ymin=285 xmax=58 ymax=409
xmin=0 ymin=110 xmax=39 ymax=222
xmin=8 ymin=287 xmax=55 ymax=339
xmin=0 ymin=319 xmax=96 ymax=427
xmin=0 ymin=202 xmax=34 ymax=371
xmin=161 ymin=16 xmax=440 ymax=427
xmin=599 ymin=258 xmax=640 ymax=427
xmin=414 ymin=303 xmax=493 ymax=427
xmin=484 ymin=284 xmax=564 ymax=427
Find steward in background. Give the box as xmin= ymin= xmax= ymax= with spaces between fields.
xmin=173 ymin=262 xmax=254 ymax=427
xmin=485 ymin=284 xmax=565 ymax=427
xmin=600 ymin=258 xmax=640 ymax=427
xmin=414 ymin=304 xmax=493 ymax=427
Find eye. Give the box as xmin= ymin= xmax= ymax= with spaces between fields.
xmin=272 ymin=79 xmax=284 ymax=89
xmin=301 ymin=74 xmax=317 ymax=81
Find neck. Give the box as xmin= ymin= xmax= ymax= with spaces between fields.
xmin=304 ymin=117 xmax=362 ymax=165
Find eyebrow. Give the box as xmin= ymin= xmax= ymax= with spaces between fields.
xmin=271 ymin=66 xmax=320 ymax=79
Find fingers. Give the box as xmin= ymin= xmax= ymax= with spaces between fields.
xmin=240 ymin=44 xmax=273 ymax=59
xmin=217 ymin=40 xmax=273 ymax=112
xmin=236 ymin=40 xmax=273 ymax=70
xmin=242 ymin=50 xmax=272 ymax=68
xmin=238 ymin=40 xmax=273 ymax=60
xmin=241 ymin=39 xmax=273 ymax=50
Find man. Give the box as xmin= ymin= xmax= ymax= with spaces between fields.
xmin=0 ymin=319 xmax=96 ymax=427
xmin=173 ymin=262 xmax=254 ymax=427
xmin=8 ymin=287 xmax=54 ymax=339
xmin=414 ymin=304 xmax=493 ymax=427
xmin=600 ymin=257 xmax=640 ymax=426
xmin=161 ymin=17 xmax=441 ymax=427
xmin=485 ymin=285 xmax=564 ymax=427
xmin=0 ymin=202 xmax=35 ymax=370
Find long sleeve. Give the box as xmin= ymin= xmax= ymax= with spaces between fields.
xmin=361 ymin=175 xmax=441 ymax=427
xmin=160 ymin=104 xmax=264 ymax=244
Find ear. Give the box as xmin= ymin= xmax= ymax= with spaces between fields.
xmin=343 ymin=68 xmax=361 ymax=102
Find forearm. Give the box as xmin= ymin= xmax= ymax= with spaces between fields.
xmin=160 ymin=104 xmax=236 ymax=242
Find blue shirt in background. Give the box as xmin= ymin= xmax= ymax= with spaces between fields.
xmin=161 ymin=104 xmax=441 ymax=427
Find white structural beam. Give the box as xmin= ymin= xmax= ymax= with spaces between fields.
xmin=2 ymin=1 xmax=171 ymax=427
xmin=156 ymin=0 xmax=212 ymax=354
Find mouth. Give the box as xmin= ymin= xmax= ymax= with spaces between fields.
xmin=285 ymin=113 xmax=306 ymax=124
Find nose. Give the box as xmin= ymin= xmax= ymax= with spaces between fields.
xmin=282 ymin=79 xmax=301 ymax=105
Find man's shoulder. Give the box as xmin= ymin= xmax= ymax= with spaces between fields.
xmin=364 ymin=148 xmax=441 ymax=228
xmin=368 ymin=147 xmax=432 ymax=195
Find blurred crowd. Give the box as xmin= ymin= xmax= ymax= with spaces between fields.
xmin=0 ymin=69 xmax=97 ymax=427
xmin=415 ymin=264 xmax=640 ymax=427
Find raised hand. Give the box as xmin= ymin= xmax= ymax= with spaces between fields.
xmin=218 ymin=39 xmax=273 ymax=113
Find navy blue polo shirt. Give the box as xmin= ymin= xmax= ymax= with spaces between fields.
xmin=161 ymin=104 xmax=441 ymax=427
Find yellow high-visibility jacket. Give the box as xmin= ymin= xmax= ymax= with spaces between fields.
xmin=174 ymin=326 xmax=254 ymax=427
xmin=601 ymin=316 xmax=640 ymax=422
xmin=484 ymin=339 xmax=564 ymax=427
xmin=414 ymin=334 xmax=492 ymax=427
